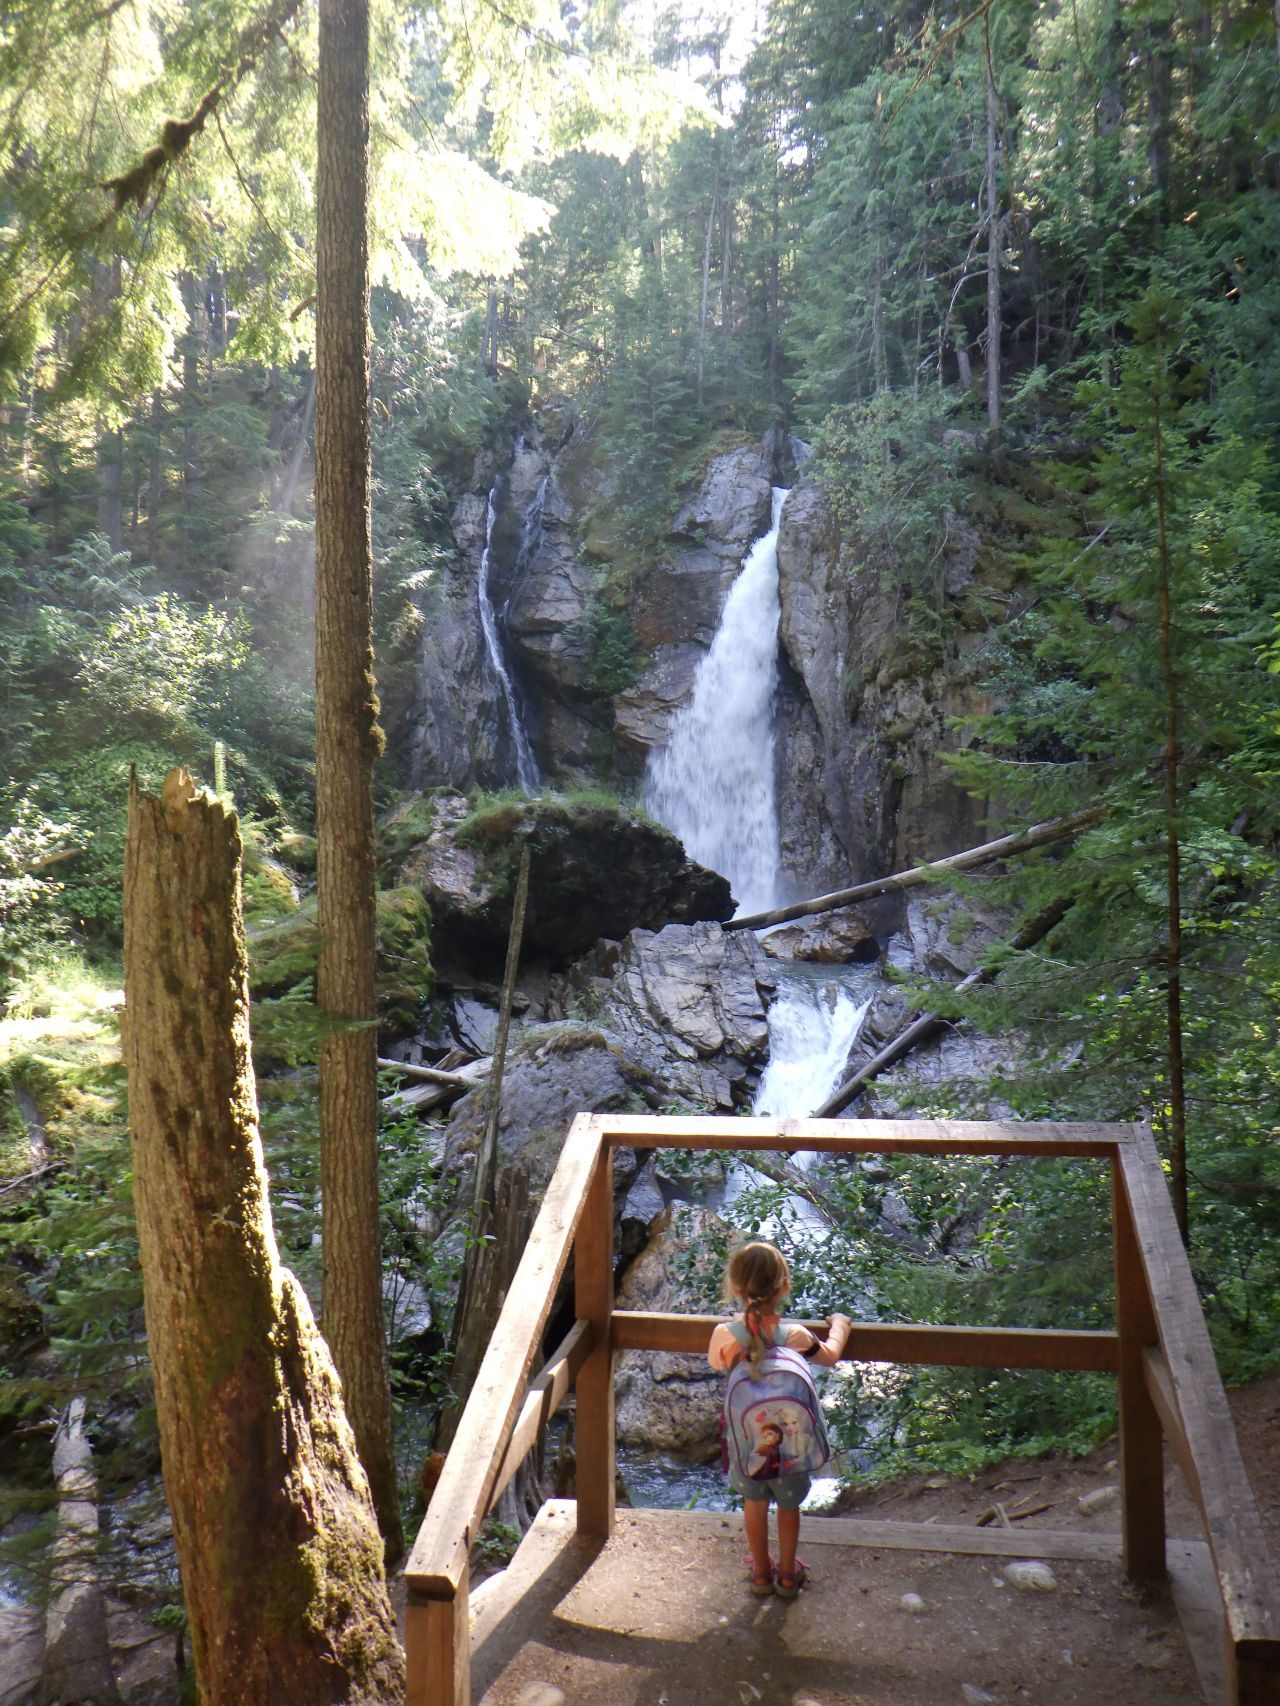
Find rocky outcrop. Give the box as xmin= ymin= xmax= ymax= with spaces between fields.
xmin=408 ymin=488 xmax=518 ymax=792
xmin=775 ymin=479 xmax=993 ymax=899
xmin=393 ymin=792 xmax=733 ymax=970
xmin=439 ymin=1026 xmax=657 ymax=1201
xmin=614 ymin=1206 xmax=728 ymax=1461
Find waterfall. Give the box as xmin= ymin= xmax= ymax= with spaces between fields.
xmin=477 ymin=476 xmax=541 ymax=793
xmin=646 ymin=488 xmax=787 ymax=917
xmin=754 ymin=979 xmax=872 ymax=1122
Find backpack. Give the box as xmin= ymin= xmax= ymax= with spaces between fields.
xmin=719 ymin=1342 xmax=831 ymax=1483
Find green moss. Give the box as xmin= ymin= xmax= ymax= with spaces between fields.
xmin=375 ymin=886 xmax=433 ymax=1032
xmin=378 ymin=792 xmax=444 ymax=868
xmin=246 ymin=888 xmax=431 ymax=1039
xmin=248 ymin=902 xmax=319 ymax=1000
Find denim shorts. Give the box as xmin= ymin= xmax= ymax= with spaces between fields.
xmin=733 ymin=1471 xmax=811 ymax=1510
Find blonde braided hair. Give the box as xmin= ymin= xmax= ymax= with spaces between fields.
xmin=725 ymin=1241 xmax=790 ymax=1367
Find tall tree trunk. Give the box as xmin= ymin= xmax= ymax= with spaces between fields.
xmin=482 ymin=280 xmax=499 ymax=375
xmin=95 ymin=425 xmax=123 ymax=550
xmin=315 ymin=0 xmax=403 ymax=1558
xmin=985 ymin=28 xmax=1001 ymax=443
xmin=147 ymin=389 xmax=162 ymax=563
xmin=1146 ymin=9 xmax=1174 ymax=208
xmin=1150 ymin=327 xmax=1188 ymax=1243
xmin=122 ymin=770 xmax=403 ymax=1702
xmin=697 ymin=185 xmax=718 ymax=409
xmin=180 ymin=274 xmax=204 ymax=534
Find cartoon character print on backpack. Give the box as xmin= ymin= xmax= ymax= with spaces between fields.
xmin=721 ymin=1346 xmax=830 ymax=1484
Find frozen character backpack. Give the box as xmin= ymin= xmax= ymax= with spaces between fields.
xmin=719 ymin=1328 xmax=831 ymax=1482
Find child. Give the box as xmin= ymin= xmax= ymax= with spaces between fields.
xmin=708 ymin=1240 xmax=851 ymax=1599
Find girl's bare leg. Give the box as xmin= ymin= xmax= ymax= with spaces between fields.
xmin=776 ymin=1507 xmax=800 ymax=1575
xmin=744 ymin=1498 xmax=771 ymax=1574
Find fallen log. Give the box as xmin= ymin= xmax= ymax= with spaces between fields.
xmin=727 ymin=806 xmax=1103 ymax=934
xmin=41 ymin=1398 xmax=121 ymax=1706
xmin=813 ymin=896 xmax=1073 ymax=1119
xmin=375 ymin=1056 xmax=486 ymax=1091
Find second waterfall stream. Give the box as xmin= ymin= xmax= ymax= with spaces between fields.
xmin=646 ymin=488 xmax=870 ymax=1121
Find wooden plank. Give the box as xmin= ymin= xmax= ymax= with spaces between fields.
xmin=1233 ymin=1639 xmax=1280 ymax=1706
xmin=611 ymin=1311 xmax=1119 ymax=1372
xmin=596 ymin=1114 xmax=1128 ymax=1157
xmin=405 ymin=1114 xmax=603 ymax=1596
xmin=1112 ymin=1150 xmax=1166 ymax=1580
xmin=609 ymin=1503 xmax=1123 ymax=1564
xmin=486 ymin=1321 xmax=591 ymax=1515
xmin=573 ymin=1148 xmax=615 ymax=1539
xmin=405 ymin=1579 xmax=470 ymax=1706
xmin=1143 ymin=1345 xmax=1197 ymax=1498
xmin=1118 ymin=1127 xmax=1280 ymax=1664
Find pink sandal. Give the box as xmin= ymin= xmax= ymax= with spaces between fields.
xmin=745 ymin=1554 xmax=775 ymax=1596
xmin=774 ymin=1558 xmax=808 ymax=1600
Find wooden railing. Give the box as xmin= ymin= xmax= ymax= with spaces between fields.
xmin=404 ymin=1115 xmax=1280 ymax=1706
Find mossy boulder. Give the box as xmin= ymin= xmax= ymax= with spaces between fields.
xmin=390 ymin=790 xmax=733 ymax=969
xmin=246 ymin=888 xmax=432 ymax=1033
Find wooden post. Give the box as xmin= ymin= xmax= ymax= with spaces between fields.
xmin=405 ymin=1572 xmax=470 ymax=1706
xmin=574 ymin=1144 xmax=615 ymax=1538
xmin=1112 ymin=1150 xmax=1166 ymax=1579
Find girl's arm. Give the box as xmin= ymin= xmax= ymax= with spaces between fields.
xmin=807 ymin=1312 xmax=852 ymax=1368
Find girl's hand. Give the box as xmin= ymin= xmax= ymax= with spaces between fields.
xmin=828 ymin=1312 xmax=852 ymax=1338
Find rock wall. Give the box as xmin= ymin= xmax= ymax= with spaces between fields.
xmin=407 ymin=414 xmax=1006 ymax=908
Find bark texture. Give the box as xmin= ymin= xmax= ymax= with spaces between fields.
xmin=123 ymin=769 xmax=403 ymax=1704
xmin=314 ymin=0 xmax=402 ymax=1553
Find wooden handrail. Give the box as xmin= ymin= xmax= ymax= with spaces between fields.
xmin=1117 ymin=1129 xmax=1280 ymax=1688
xmin=406 ymin=1113 xmax=603 ymax=1598
xmin=594 ymin=1114 xmax=1128 ymax=1156
xmin=611 ymin=1312 xmax=1119 ymax=1372
xmin=487 ymin=1320 xmax=592 ymax=1515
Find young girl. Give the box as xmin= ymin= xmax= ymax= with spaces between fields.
xmin=708 ymin=1240 xmax=851 ymax=1599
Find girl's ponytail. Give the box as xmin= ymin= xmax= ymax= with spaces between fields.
xmin=743 ymin=1295 xmax=770 ymax=1366
xmin=724 ymin=1241 xmax=791 ymax=1366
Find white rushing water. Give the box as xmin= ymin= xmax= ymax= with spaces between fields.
xmin=646 ymin=488 xmax=787 ymax=917
xmin=477 ymin=480 xmax=541 ymax=793
xmin=754 ymin=979 xmax=872 ymax=1122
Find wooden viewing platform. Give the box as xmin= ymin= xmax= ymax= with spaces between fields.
xmin=404 ymin=1116 xmax=1280 ymax=1706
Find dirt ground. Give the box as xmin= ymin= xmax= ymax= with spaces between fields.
xmin=470 ymin=1369 xmax=1280 ymax=1706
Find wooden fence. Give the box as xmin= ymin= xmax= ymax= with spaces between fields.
xmin=404 ymin=1116 xmax=1280 ymax=1706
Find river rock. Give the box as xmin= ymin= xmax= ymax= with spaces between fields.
xmin=601 ymin=923 xmax=773 ymax=1068
xmin=439 ymin=1024 xmax=657 ymax=1201
xmin=394 ymin=791 xmax=733 ymax=969
xmin=759 ymin=908 xmax=879 ymax=964
xmin=1002 ymin=1560 xmax=1057 ymax=1593
xmin=614 ymin=1206 xmax=729 ymax=1460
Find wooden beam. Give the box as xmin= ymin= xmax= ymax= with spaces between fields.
xmin=724 ymin=806 xmax=1104 ymax=932
xmin=405 ymin=1580 xmax=469 ymax=1706
xmin=596 ymin=1114 xmax=1129 ymax=1158
xmin=1118 ymin=1128 xmax=1280 ymax=1678
xmin=611 ymin=1312 xmax=1119 ymax=1372
xmin=405 ymin=1114 xmax=603 ymax=1597
xmin=1143 ymin=1345 xmax=1196 ymax=1499
xmin=486 ymin=1321 xmax=591 ymax=1515
xmin=1112 ymin=1150 xmax=1166 ymax=1580
xmin=574 ymin=1148 xmax=615 ymax=1539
